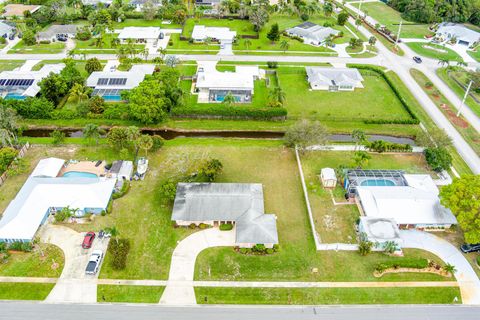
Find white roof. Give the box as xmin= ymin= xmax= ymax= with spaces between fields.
xmin=118 ymin=161 xmax=133 ymax=179
xmin=321 ymin=168 xmax=336 ymax=180
xmin=437 ymin=23 xmax=480 ymax=44
xmin=191 ymin=25 xmax=236 ymax=41
xmin=118 ymin=27 xmax=161 ymax=40
xmin=86 ymin=64 xmax=155 ymax=90
xmin=30 ymin=158 xmax=64 ymax=178
xmin=196 ymin=61 xmax=257 ymax=91
xmin=357 ymin=186 xmax=457 ymax=225
xmin=359 ymin=216 xmax=403 ymax=244
xmin=0 ymin=64 xmax=64 ymax=98
xmin=403 ymin=174 xmax=439 ymax=195
xmin=286 ymin=22 xmax=339 ymax=43
xmin=306 ymin=67 xmax=364 ymax=88
xmin=0 ymin=159 xmax=116 ymax=241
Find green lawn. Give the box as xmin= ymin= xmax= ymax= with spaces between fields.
xmin=301 ymin=151 xmax=434 ymax=243
xmin=468 ymin=49 xmax=480 ymax=62
xmin=8 ymin=40 xmax=65 ymax=54
xmin=98 ymin=285 xmax=165 ymax=303
xmin=353 ymin=2 xmax=432 ymax=38
xmin=406 ymin=42 xmax=463 ymax=62
xmin=0 ymin=60 xmax=25 ymax=71
xmin=195 ymin=287 xmax=461 ymax=305
xmin=277 ymin=67 xmax=413 ymax=122
xmin=410 ymin=69 xmax=480 ymax=157
xmin=75 ymin=33 xmax=145 ymax=53
xmin=0 ymin=283 xmax=54 ymax=300
xmin=0 ymin=244 xmax=64 ymax=277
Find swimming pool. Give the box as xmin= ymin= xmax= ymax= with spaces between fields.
xmin=360 ymin=179 xmax=396 ymax=187
xmin=62 ymin=171 xmax=98 ymax=178
xmin=102 ymin=95 xmax=122 ymax=102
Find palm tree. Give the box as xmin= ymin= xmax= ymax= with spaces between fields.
xmin=269 ymin=87 xmax=286 ymax=105
xmin=443 ymin=263 xmax=457 ymax=275
xmin=83 ymin=124 xmax=104 ymax=145
xmin=456 ymin=60 xmax=467 ymax=67
xmin=138 ymin=134 xmax=153 ymax=156
xmin=244 ymin=39 xmax=252 ymax=51
xmin=94 ymin=33 xmax=105 ymax=48
xmin=69 ymin=83 xmax=90 ymax=103
xmin=222 ymin=92 xmax=237 ymax=106
xmin=105 ymin=226 xmax=119 ymax=243
xmin=438 ymin=58 xmax=450 ymax=67
xmin=67 ymin=49 xmax=76 ymax=59
xmin=110 ymin=37 xmax=120 ymax=48
xmin=116 ymin=46 xmax=128 ymax=60
xmin=280 ymin=39 xmax=289 ymax=53
xmin=351 ymin=129 xmax=367 ymax=151
xmin=323 ymin=1 xmax=333 ymax=17
xmin=143 ymin=48 xmax=149 ymax=61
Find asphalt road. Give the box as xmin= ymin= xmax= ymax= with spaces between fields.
xmin=2 ymin=301 xmax=480 ymax=320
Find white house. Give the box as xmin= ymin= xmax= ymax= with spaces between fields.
xmin=172 ymin=183 xmax=278 ymax=248
xmin=37 ymin=25 xmax=78 ymax=42
xmin=0 ymin=158 xmax=116 ymax=243
xmin=194 ymin=61 xmax=262 ymax=103
xmin=191 ymin=25 xmax=236 ymax=42
xmin=0 ymin=64 xmax=65 ymax=100
xmin=306 ymin=67 xmax=364 ymax=91
xmin=117 ymin=27 xmax=161 ymax=44
xmin=286 ymin=21 xmax=339 ymax=46
xmin=435 ymin=23 xmax=480 ymax=48
xmin=86 ymin=64 xmax=155 ymax=101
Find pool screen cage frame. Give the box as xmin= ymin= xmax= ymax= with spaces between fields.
xmin=344 ymin=169 xmax=407 ymax=196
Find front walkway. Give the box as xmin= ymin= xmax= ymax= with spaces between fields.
xmin=401 ymin=230 xmax=480 ymax=305
xmin=159 ymin=227 xmax=235 ymax=305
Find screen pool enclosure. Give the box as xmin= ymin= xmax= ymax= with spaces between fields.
xmin=344 ymin=169 xmax=408 ymax=197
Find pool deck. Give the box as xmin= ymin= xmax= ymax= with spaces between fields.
xmin=59 ymin=161 xmax=106 ymax=177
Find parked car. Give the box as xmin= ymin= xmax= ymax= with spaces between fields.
xmin=461 ymin=243 xmax=480 ymax=253
xmin=56 ymin=35 xmax=67 ymax=42
xmin=85 ymin=250 xmax=103 ymax=275
xmin=159 ymin=32 xmax=164 ymax=39
xmin=413 ymin=56 xmax=422 ymax=63
xmin=82 ymin=231 xmax=95 ymax=249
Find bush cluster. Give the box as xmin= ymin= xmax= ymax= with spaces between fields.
xmin=108 ymin=239 xmax=131 ymax=270
xmin=8 ymin=241 xmax=33 ymax=252
xmin=366 ymin=140 xmax=413 ymax=153
xmin=375 ymin=258 xmax=429 ymax=272
xmin=219 ymin=223 xmax=233 ymax=231
xmin=239 ymin=244 xmax=279 ymax=255
xmin=171 ymin=105 xmax=287 ymax=121
xmin=112 ymin=181 xmax=130 ymax=199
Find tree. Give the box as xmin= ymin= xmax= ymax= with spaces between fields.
xmin=443 ymin=263 xmax=457 ymax=275
xmin=440 ymin=175 xmax=480 ymax=243
xmin=83 ymin=124 xmax=104 ymax=145
xmin=358 ymin=235 xmax=373 ymax=256
xmin=88 ymin=96 xmax=105 ymax=114
xmin=50 ymin=130 xmax=66 ymax=145
xmin=438 ymin=58 xmax=450 ymax=67
xmin=107 ymin=126 xmax=130 ymax=150
xmin=323 ymin=1 xmax=333 ymax=17
xmin=267 ymin=23 xmax=280 ymax=42
xmin=244 ymin=39 xmax=252 ymax=51
xmin=337 ymin=11 xmax=349 ymax=26
xmin=172 ymin=9 xmax=187 ymax=25
xmin=352 ymin=150 xmax=371 ymax=168
xmin=355 ymin=18 xmax=362 ymax=29
xmin=222 ymin=92 xmax=236 ymax=106
xmin=284 ymin=120 xmax=329 ymax=152
xmin=0 ymin=106 xmax=18 ymax=140
xmin=424 ymin=147 xmax=452 ymax=172
xmin=165 ymin=55 xmax=180 ymax=68
xmin=351 ymin=129 xmax=367 ymax=151
xmin=38 ymin=72 xmax=68 ymax=104
xmin=69 ymin=83 xmax=91 ymax=103
xmin=249 ymin=7 xmax=269 ymax=32
xmin=268 ymin=87 xmax=286 ymax=107
xmin=121 ymin=78 xmax=167 ymax=124
xmin=0 ymin=129 xmax=15 ymax=148
xmin=54 ymin=206 xmax=76 ymax=223
xmin=8 ymin=97 xmax=55 ymax=119
xmin=138 ymin=134 xmax=153 ymax=156
xmin=368 ymin=36 xmax=377 ymax=46
xmin=22 ymin=29 xmax=36 ymax=46
xmin=199 ymin=158 xmax=223 ymax=182
xmin=280 ymin=39 xmax=289 ymax=53
xmin=142 ymin=0 xmax=157 ymax=20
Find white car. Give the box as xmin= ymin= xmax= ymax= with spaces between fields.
xmin=85 ymin=250 xmax=103 ymax=275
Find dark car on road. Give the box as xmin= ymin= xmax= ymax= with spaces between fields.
xmin=82 ymin=232 xmax=95 ymax=249
xmin=461 ymin=243 xmax=480 ymax=253
xmin=413 ymin=56 xmax=422 ymax=63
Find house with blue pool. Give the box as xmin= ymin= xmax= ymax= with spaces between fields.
xmin=194 ymin=61 xmax=263 ymax=103
xmin=86 ymin=64 xmax=155 ymax=101
xmin=0 ymin=64 xmax=64 ymax=100
xmin=0 ymin=158 xmax=116 ymax=243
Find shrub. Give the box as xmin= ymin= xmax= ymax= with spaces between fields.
xmin=267 ymin=61 xmax=278 ymax=69
xmin=337 ymin=12 xmax=349 ymax=26
xmin=358 ymin=239 xmax=373 ymax=256
xmin=112 ymin=181 xmax=130 ymax=199
xmin=50 ymin=130 xmax=66 ymax=145
xmin=300 ymin=13 xmax=309 ymax=21
xmin=239 ymin=248 xmax=248 ymax=254
xmin=108 ymin=238 xmax=131 ymax=270
xmin=253 ymin=244 xmax=266 ymax=252
xmin=106 ymin=199 xmax=113 ymax=214
xmin=50 ymin=109 xmax=78 ymax=120
xmin=273 ymin=244 xmax=280 ymax=252
xmin=0 ymin=147 xmax=18 ymax=174
xmin=219 ymin=223 xmax=233 ymax=231
xmin=266 ymin=248 xmax=274 ymax=254
xmin=8 ymin=242 xmax=32 ymax=252
xmin=160 ymin=180 xmax=177 ymax=202
xmin=199 ymin=223 xmax=208 ymax=229
xmin=375 ymin=258 xmax=429 ymax=272
xmin=366 ymin=140 xmax=413 ymax=153
xmin=198 ymin=158 xmax=223 ymax=182
xmin=171 ymin=105 xmax=287 ymax=121
xmin=151 ymin=135 xmax=165 ymax=152
xmin=39 ymin=40 xmax=51 ymax=44
xmin=424 ymin=147 xmax=452 ymax=172
xmin=189 ymin=223 xmax=197 ymax=229
xmin=477 ymin=256 xmax=480 ymax=266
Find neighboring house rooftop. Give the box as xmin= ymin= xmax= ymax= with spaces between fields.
xmin=0 ymin=20 xmax=15 ymax=37
xmin=0 ymin=158 xmax=116 ymax=242
xmin=436 ymin=22 xmax=480 ymax=45
xmin=118 ymin=27 xmax=161 ymax=40
xmin=0 ymin=64 xmax=65 ymax=99
xmin=286 ymin=22 xmax=339 ymax=44
xmin=82 ymin=0 xmax=113 ymax=5
xmin=2 ymin=4 xmax=41 ymax=17
xmin=306 ymin=67 xmax=364 ymax=89
xmin=196 ymin=61 xmax=257 ymax=91
xmin=172 ymin=183 xmax=278 ymax=245
xmin=37 ymin=25 xmax=78 ymax=39
xmin=191 ymin=25 xmax=236 ymax=41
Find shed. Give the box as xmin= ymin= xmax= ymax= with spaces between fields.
xmin=320 ymin=168 xmax=336 ymax=188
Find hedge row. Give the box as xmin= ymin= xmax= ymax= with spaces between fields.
xmin=367 ymin=140 xmax=413 ymax=153
xmin=108 ymin=238 xmax=131 ymax=270
xmin=349 ymin=65 xmax=420 ymax=125
xmin=375 ymin=258 xmax=429 ymax=272
xmin=171 ymin=105 xmax=287 ymax=121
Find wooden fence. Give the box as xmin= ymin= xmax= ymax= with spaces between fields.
xmin=0 ymin=142 xmax=30 ymax=187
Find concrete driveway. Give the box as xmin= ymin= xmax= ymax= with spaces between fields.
xmin=159 ymin=227 xmax=235 ymax=305
xmin=39 ymin=224 xmax=109 ymax=303
xmin=401 ymin=230 xmax=480 ymax=305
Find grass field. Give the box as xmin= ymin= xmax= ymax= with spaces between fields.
xmin=277 ymin=67 xmax=413 ymax=122
xmin=0 ymin=283 xmax=54 ymax=300
xmin=406 ymin=42 xmax=463 ymax=62
xmin=468 ymin=49 xmax=480 ymax=62
xmin=8 ymin=40 xmax=65 ymax=54
xmin=0 ymin=60 xmax=24 ymax=71
xmin=353 ymin=2 xmax=432 ymax=39
xmin=301 ymin=151 xmax=434 ymax=243
xmin=0 ymin=244 xmax=64 ymax=277
xmin=195 ymin=287 xmax=461 ymax=305
xmin=74 ymin=33 xmax=145 ymax=53
xmin=98 ymin=285 xmax=165 ymax=303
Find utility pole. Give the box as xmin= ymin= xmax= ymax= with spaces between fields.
xmin=457 ymin=80 xmax=473 ymax=117
xmin=395 ymin=20 xmax=402 ymax=48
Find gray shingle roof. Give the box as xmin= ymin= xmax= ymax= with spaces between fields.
xmin=306 ymin=67 xmax=364 ymax=87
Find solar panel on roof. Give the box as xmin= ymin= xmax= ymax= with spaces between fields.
xmin=108 ymin=78 xmax=127 ymax=86
xmin=97 ymin=78 xmax=109 ymax=85
xmin=0 ymin=79 xmax=6 ymax=86
xmin=4 ymin=79 xmax=34 ymax=86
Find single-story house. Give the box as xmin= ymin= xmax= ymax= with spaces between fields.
xmin=191 ymin=25 xmax=236 ymax=43
xmin=320 ymin=168 xmax=337 ymax=188
xmin=0 ymin=64 xmax=65 ymax=100
xmin=435 ymin=22 xmax=480 ymax=48
xmin=195 ymin=61 xmax=262 ymax=103
xmin=0 ymin=20 xmax=16 ymax=38
xmin=355 ymin=173 xmax=457 ymax=229
xmin=0 ymin=158 xmax=116 ymax=243
xmin=306 ymin=67 xmax=364 ymax=91
xmin=2 ymin=4 xmax=41 ymax=19
xmin=117 ymin=27 xmax=161 ymax=44
xmin=37 ymin=25 xmax=78 ymax=42
xmin=86 ymin=64 xmax=155 ymax=101
xmin=129 ymin=0 xmax=161 ymax=12
xmin=359 ymin=217 xmax=403 ymax=249
xmin=82 ymin=0 xmax=113 ymax=6
xmin=172 ymin=183 xmax=279 ymax=248
xmin=286 ymin=22 xmax=339 ymax=46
